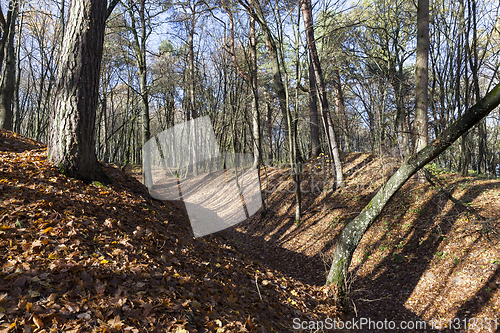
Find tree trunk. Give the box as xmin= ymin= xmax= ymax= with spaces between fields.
xmin=415 ymin=0 xmax=429 ymax=182
xmin=266 ymin=101 xmax=273 ymax=162
xmin=459 ymin=0 xmax=470 ymax=177
xmin=469 ymin=0 xmax=487 ymax=174
xmin=327 ymin=82 xmax=500 ymax=304
xmin=13 ymin=9 xmax=22 ymax=133
xmin=308 ymin=57 xmax=321 ymax=158
xmin=0 ymin=0 xmax=18 ymax=130
xmin=248 ymin=0 xmax=290 ymax=149
xmin=249 ymin=15 xmax=261 ymax=170
xmin=139 ymin=1 xmax=152 ymax=184
xmin=48 ymin=0 xmax=108 ymax=183
xmin=127 ymin=0 xmax=151 ymax=185
xmin=300 ymin=0 xmax=344 ymax=187
xmin=334 ymin=68 xmax=349 ymax=152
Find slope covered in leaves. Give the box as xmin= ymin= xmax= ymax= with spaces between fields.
xmin=0 ymin=130 xmax=339 ymax=332
xmin=226 ymin=152 xmax=500 ymax=331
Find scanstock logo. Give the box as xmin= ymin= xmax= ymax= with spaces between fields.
xmin=142 ymin=116 xmax=262 ymax=237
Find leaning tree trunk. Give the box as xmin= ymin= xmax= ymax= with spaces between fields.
xmin=327 ymin=82 xmax=500 ymax=303
xmin=48 ymin=0 xmax=108 ymax=183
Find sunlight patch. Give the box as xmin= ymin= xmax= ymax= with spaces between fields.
xmin=142 ymin=116 xmax=262 ymax=237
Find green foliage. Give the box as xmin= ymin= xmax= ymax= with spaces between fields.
xmin=330 ymin=215 xmax=342 ymax=227
xmin=58 ymin=163 xmax=67 ymax=176
xmin=159 ymin=39 xmax=175 ymax=55
xmin=92 ymin=181 xmax=106 ymax=188
xmin=426 ymin=163 xmax=446 ymax=175
xmin=434 ymin=251 xmax=447 ymax=262
xmin=378 ymin=244 xmax=389 ymax=251
xmin=392 ymin=253 xmax=404 ymax=263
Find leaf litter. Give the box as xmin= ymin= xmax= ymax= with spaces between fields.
xmin=0 ymin=129 xmax=339 ymax=332
xmin=225 ymin=152 xmax=500 ymax=332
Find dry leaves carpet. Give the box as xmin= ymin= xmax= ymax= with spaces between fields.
xmin=225 ymin=152 xmax=500 ymax=332
xmin=3 ymin=129 xmax=500 ymax=332
xmin=0 ymin=130 xmax=338 ymax=332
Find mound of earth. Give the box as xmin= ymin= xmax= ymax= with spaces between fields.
xmin=0 ymin=129 xmax=339 ymax=332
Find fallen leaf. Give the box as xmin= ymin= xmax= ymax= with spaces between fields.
xmin=95 ymin=281 xmax=106 ymax=295
xmin=172 ymin=326 xmax=188 ymax=333
xmin=191 ymin=300 xmax=202 ymax=309
xmin=108 ymin=315 xmax=123 ymax=329
xmin=227 ymin=295 xmax=238 ymax=304
xmin=77 ymin=312 xmax=91 ymax=320
xmin=31 ymin=240 xmax=42 ymax=249
xmin=33 ymin=315 xmax=43 ymax=329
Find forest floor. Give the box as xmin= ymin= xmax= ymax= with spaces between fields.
xmin=0 ymin=129 xmax=338 ymax=333
xmin=1 ymin=129 xmax=499 ymax=332
xmin=222 ymin=152 xmax=500 ymax=332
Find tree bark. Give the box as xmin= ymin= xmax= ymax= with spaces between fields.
xmin=415 ymin=0 xmax=429 ymax=182
xmin=249 ymin=15 xmax=261 ymax=170
xmin=48 ymin=0 xmax=108 ymax=183
xmin=300 ymin=0 xmax=344 ymax=187
xmin=0 ymin=0 xmax=18 ymax=130
xmin=334 ymin=68 xmax=349 ymax=152
xmin=327 ymin=82 xmax=500 ymax=303
xmin=308 ymin=57 xmax=321 ymax=158
xmin=266 ymin=101 xmax=273 ymax=161
xmin=469 ymin=0 xmax=487 ymax=174
xmin=127 ymin=0 xmax=152 ymax=185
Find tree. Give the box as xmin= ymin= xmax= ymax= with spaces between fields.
xmin=415 ymin=0 xmax=429 ymax=183
xmin=220 ymin=2 xmax=261 ymax=169
xmin=0 ymin=0 xmax=19 ymax=130
xmin=415 ymin=0 xmax=429 ymax=156
xmin=327 ymin=81 xmax=500 ymax=303
xmin=47 ymin=0 xmax=119 ymax=182
xmin=123 ymin=0 xmax=165 ymax=184
xmin=307 ymin=58 xmax=321 ymax=158
xmin=301 ymin=0 xmax=344 ymax=187
xmin=345 ymin=0 xmax=415 ymax=158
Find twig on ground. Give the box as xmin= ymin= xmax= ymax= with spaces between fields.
xmin=255 ymin=273 xmax=263 ymax=302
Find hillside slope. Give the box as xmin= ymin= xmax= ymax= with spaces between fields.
xmin=224 ymin=153 xmax=500 ymax=332
xmin=2 ymin=129 xmax=500 ymax=332
xmin=0 ymin=130 xmax=338 ymax=332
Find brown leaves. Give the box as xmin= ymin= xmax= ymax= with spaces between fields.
xmin=107 ymin=315 xmax=123 ymax=329
xmin=0 ymin=130 xmax=333 ymax=331
xmin=32 ymin=315 xmax=43 ymax=329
